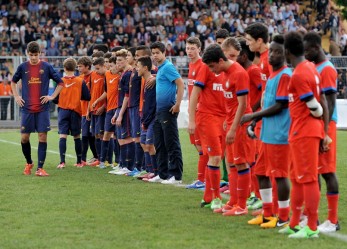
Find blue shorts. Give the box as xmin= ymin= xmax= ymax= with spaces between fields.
xmin=129 ymin=106 xmax=141 ymax=138
xmin=21 ymin=111 xmax=50 ymax=133
xmin=104 ymin=109 xmax=116 ymax=133
xmin=90 ymin=113 xmax=106 ymax=136
xmin=140 ymin=120 xmax=154 ymax=145
xmin=115 ymin=108 xmax=130 ymax=139
xmin=58 ymin=108 xmax=81 ymax=136
xmin=82 ymin=116 xmax=92 ymax=137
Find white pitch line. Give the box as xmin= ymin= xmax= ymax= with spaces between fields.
xmin=0 ymin=139 xmax=74 ymax=158
xmin=322 ymin=232 xmax=347 ymax=242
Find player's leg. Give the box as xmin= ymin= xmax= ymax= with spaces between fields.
xmin=20 ymin=112 xmax=35 ymax=175
xmin=130 ymin=106 xmax=143 ymax=173
xmin=81 ymin=116 xmax=90 ymax=165
xmin=99 ymin=110 xmax=115 ymax=169
xmin=35 ymin=111 xmax=50 ymax=176
xmin=57 ymin=109 xmax=70 ymax=169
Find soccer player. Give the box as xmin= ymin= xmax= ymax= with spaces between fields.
xmin=279 ymin=31 xmax=324 ymax=238
xmin=56 ymin=58 xmax=91 ymax=169
xmin=77 ymin=56 xmax=98 ymax=166
xmin=185 ymin=37 xmax=208 ymax=190
xmin=92 ymin=56 xmax=120 ymax=169
xmin=11 ymin=41 xmax=63 ymax=176
xmin=241 ymin=35 xmax=291 ymax=228
xmin=303 ymin=32 xmax=340 ymax=232
xmin=203 ymin=43 xmax=254 ymax=216
xmin=148 ymin=42 xmax=184 ymax=185
xmin=215 ymin=28 xmax=230 ymax=45
xmin=104 ymin=52 xmax=112 ymax=70
xmin=137 ymin=56 xmax=158 ymax=181
xmin=188 ymin=46 xmax=225 ymax=210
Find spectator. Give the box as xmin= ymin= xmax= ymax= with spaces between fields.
xmin=229 ymin=0 xmax=239 ymax=15
xmin=0 ymin=78 xmax=12 ymax=120
xmin=103 ymin=0 xmax=114 ymax=17
xmin=89 ymin=0 xmax=99 ymax=19
xmin=329 ymin=9 xmax=340 ymax=42
xmin=46 ymin=41 xmax=61 ymax=56
xmin=329 ymin=38 xmax=341 ymax=56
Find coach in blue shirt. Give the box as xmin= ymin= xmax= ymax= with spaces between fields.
xmin=149 ymin=42 xmax=184 ymax=184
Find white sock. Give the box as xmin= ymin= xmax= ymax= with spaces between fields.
xmin=259 ymin=188 xmax=272 ymax=203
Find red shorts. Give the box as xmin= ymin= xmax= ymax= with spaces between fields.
xmin=318 ymin=122 xmax=336 ymax=174
xmin=197 ymin=112 xmax=225 ymax=157
xmin=189 ymin=128 xmax=201 ymax=146
xmin=264 ymin=143 xmax=290 ymax=178
xmin=254 ymin=141 xmax=266 ymax=176
xmin=290 ymin=137 xmax=320 ymax=184
xmin=226 ymin=123 xmax=255 ymax=165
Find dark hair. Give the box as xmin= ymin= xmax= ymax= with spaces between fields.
xmin=77 ymin=56 xmax=93 ymax=69
xmin=111 ymin=46 xmax=123 ymax=53
xmin=186 ymin=36 xmax=202 ymax=48
xmin=303 ymin=31 xmax=321 ymax=46
xmin=202 ymin=44 xmax=227 ymax=64
xmin=127 ymin=47 xmax=136 ymax=57
xmin=104 ymin=52 xmax=112 ymax=59
xmin=150 ymin=42 xmax=165 ymax=53
xmin=272 ymin=35 xmax=285 ymax=45
xmin=109 ymin=56 xmax=117 ymax=64
xmin=284 ymin=31 xmax=304 ymax=56
xmin=244 ymin=23 xmax=269 ymax=43
xmin=216 ymin=29 xmax=230 ymax=39
xmin=27 ymin=41 xmax=40 ymax=53
xmin=93 ymin=44 xmax=108 ymax=53
xmin=93 ymin=57 xmax=105 ymax=66
xmin=92 ymin=51 xmax=105 ymax=58
xmin=137 ymin=56 xmax=152 ymax=71
xmin=63 ymin=57 xmax=77 ymax=71
xmin=238 ymin=38 xmax=255 ymax=61
xmin=222 ymin=37 xmax=241 ymax=51
xmin=136 ymin=45 xmax=151 ymax=56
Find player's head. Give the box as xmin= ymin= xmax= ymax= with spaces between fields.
xmin=92 ymin=43 xmax=109 ymax=53
xmin=77 ymin=56 xmax=93 ymax=74
xmin=26 ymin=41 xmax=41 ymax=64
xmin=93 ymin=57 xmax=106 ymax=75
xmin=221 ymin=37 xmax=241 ymax=62
xmin=137 ymin=56 xmax=152 ymax=77
xmin=116 ymin=49 xmax=129 ymax=71
xmin=63 ymin=57 xmax=77 ymax=72
xmin=109 ymin=56 xmax=118 ymax=74
xmin=269 ymin=35 xmax=285 ymax=68
xmin=92 ymin=51 xmax=105 ymax=62
xmin=244 ymin=23 xmax=269 ymax=52
xmin=185 ymin=36 xmax=201 ymax=60
xmin=202 ymin=44 xmax=227 ymax=74
xmin=237 ymin=38 xmax=255 ymax=67
xmin=284 ymin=31 xmax=304 ymax=64
xmin=135 ymin=45 xmax=151 ymax=61
xmin=111 ymin=46 xmax=123 ymax=56
xmin=150 ymin=42 xmax=166 ymax=64
xmin=103 ymin=52 xmax=112 ymax=69
xmin=303 ymin=31 xmax=322 ymax=63
xmin=216 ymin=28 xmax=230 ymax=45
xmin=127 ymin=47 xmax=136 ymax=65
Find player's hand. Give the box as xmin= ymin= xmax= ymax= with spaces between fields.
xmin=40 ymin=95 xmax=53 ymax=104
xmin=170 ymin=104 xmax=180 ymax=114
xmin=145 ymin=76 xmax=156 ymax=89
xmin=141 ymin=124 xmax=147 ymax=131
xmin=95 ymin=105 xmax=105 ymax=115
xmin=187 ymin=121 xmax=195 ymax=135
xmin=240 ymin=113 xmax=253 ymax=125
xmin=14 ymin=95 xmax=25 ymax=107
xmin=260 ymin=91 xmax=265 ymax=109
xmin=92 ymin=100 xmax=98 ymax=109
xmin=320 ymin=134 xmax=332 ymax=153
xmin=226 ymin=129 xmax=236 ymax=145
xmin=86 ymin=112 xmax=91 ymax=121
xmin=247 ymin=122 xmax=257 ymax=139
xmin=116 ymin=115 xmax=123 ymax=126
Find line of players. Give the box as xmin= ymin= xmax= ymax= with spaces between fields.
xmin=186 ymin=24 xmax=339 ymax=238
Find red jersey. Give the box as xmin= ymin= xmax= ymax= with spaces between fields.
xmin=0 ymin=83 xmax=12 ymax=96
xmin=317 ymin=60 xmax=337 ymax=93
xmin=81 ymin=72 xmax=92 ymax=116
xmin=187 ymin=58 xmax=204 ymax=100
xmin=58 ymin=76 xmax=84 ymax=115
xmin=288 ymin=60 xmax=324 ymax=142
xmin=259 ymin=49 xmax=272 ymax=91
xmin=247 ymin=64 xmax=262 ymax=109
xmin=105 ymin=71 xmax=120 ymax=111
xmin=223 ymin=62 xmax=252 ymax=124
xmin=90 ymin=71 xmax=106 ymax=115
xmin=194 ymin=62 xmax=225 ymax=117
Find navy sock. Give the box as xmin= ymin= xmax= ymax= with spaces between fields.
xmin=144 ymin=152 xmax=152 ymax=172
xmin=88 ymin=135 xmax=98 ymax=159
xmin=21 ymin=142 xmax=32 ymax=164
xmin=114 ymin=139 xmax=120 ymax=163
xmin=59 ymin=138 xmax=67 ymax=163
xmin=100 ymin=140 xmax=110 ymax=163
xmin=95 ymin=138 xmax=101 ymax=159
xmin=151 ymin=154 xmax=158 ymax=174
xmin=81 ymin=136 xmax=89 ymax=161
xmin=126 ymin=142 xmax=135 ymax=170
xmin=107 ymin=138 xmax=114 ymax=163
xmin=135 ymin=142 xmax=144 ymax=171
xmin=38 ymin=142 xmax=47 ymax=169
xmin=74 ymin=138 xmax=82 ymax=164
xmin=119 ymin=143 xmax=126 ymax=168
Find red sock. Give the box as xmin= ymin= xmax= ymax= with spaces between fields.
xmin=228 ymin=166 xmax=238 ymax=206
xmin=327 ymin=193 xmax=339 ymax=224
xmin=197 ymin=151 xmax=208 ymax=182
xmin=304 ymin=181 xmax=320 ymax=231
xmin=263 ymin=203 xmax=273 ymax=217
xmin=278 ymin=207 xmax=290 ymax=222
xmin=203 ymin=167 xmax=212 ymax=203
xmin=251 ymin=165 xmax=260 ymax=198
xmin=289 ymin=180 xmax=304 ymax=228
xmin=271 ymin=177 xmax=278 ymax=215
xmin=237 ymin=168 xmax=251 ymax=209
xmin=208 ymin=166 xmax=221 ymax=200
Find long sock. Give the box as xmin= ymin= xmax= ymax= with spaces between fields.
xmin=126 ymin=142 xmax=135 ymax=170
xmin=289 ymin=180 xmax=304 ymax=228
xmin=59 ymin=138 xmax=67 ymax=163
xmin=135 ymin=142 xmax=144 ymax=171
xmin=251 ymin=164 xmax=260 ymax=198
xmin=74 ymin=138 xmax=82 ymax=164
xmin=237 ymin=168 xmax=251 ymax=209
xmin=21 ymin=142 xmax=33 ymax=164
xmin=81 ymin=136 xmax=89 ymax=161
xmin=197 ymin=151 xmax=208 ymax=182
xmin=114 ymin=139 xmax=120 ymax=163
xmin=95 ymin=138 xmax=101 ymax=160
xmin=208 ymin=166 xmax=221 ymax=200
xmin=107 ymin=138 xmax=114 ymax=163
xmin=150 ymin=154 xmax=158 ymax=174
xmin=203 ymin=166 xmax=213 ymax=203
xmin=37 ymin=142 xmax=47 ymax=169
xmin=304 ymin=181 xmax=320 ymax=231
xmin=327 ymin=193 xmax=339 ymax=224
xmin=144 ymin=152 xmax=152 ymax=172
xmin=100 ymin=140 xmax=110 ymax=163
xmin=119 ymin=143 xmax=126 ymax=168
xmin=222 ymin=158 xmax=228 ymax=182
xmin=272 ymin=177 xmax=279 ymax=215
xmin=88 ymin=135 xmax=98 ymax=159
xmin=228 ymin=166 xmax=238 ymax=206
xmin=259 ymin=188 xmax=273 ymax=217
xmin=278 ymin=200 xmax=290 ymax=221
